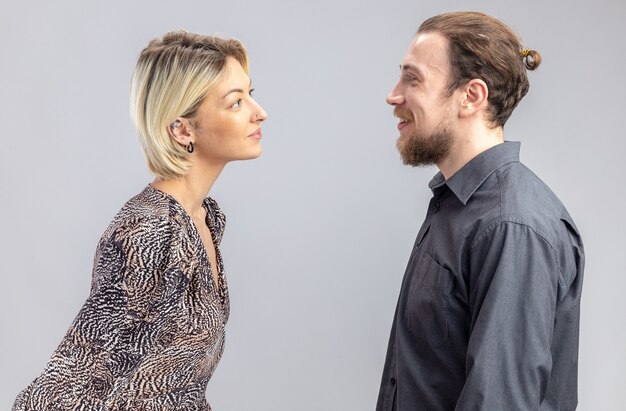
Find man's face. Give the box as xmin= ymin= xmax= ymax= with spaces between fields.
xmin=387 ymin=32 xmax=459 ymax=166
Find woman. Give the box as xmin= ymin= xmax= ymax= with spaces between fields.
xmin=13 ymin=31 xmax=267 ymax=410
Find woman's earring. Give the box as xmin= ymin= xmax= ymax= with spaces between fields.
xmin=171 ymin=120 xmax=182 ymax=129
xmin=186 ymin=141 xmax=195 ymax=153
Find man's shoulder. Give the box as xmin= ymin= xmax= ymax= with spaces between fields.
xmin=496 ymin=161 xmax=565 ymax=212
xmin=470 ymin=161 xmax=584 ymax=292
xmin=483 ymin=161 xmax=574 ymax=244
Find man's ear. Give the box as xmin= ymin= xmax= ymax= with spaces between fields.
xmin=459 ymin=79 xmax=489 ymax=118
xmin=168 ymin=118 xmax=194 ymax=145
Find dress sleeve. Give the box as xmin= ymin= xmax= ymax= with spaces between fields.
xmin=455 ymin=221 xmax=559 ymax=411
xmin=14 ymin=216 xmax=189 ymax=409
xmin=88 ymin=215 xmax=189 ymax=375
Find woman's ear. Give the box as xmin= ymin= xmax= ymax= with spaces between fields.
xmin=168 ymin=118 xmax=194 ymax=145
xmin=460 ymin=79 xmax=489 ymax=117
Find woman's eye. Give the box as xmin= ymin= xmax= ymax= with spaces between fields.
xmin=231 ymin=99 xmax=242 ymax=109
xmin=249 ymin=88 xmax=255 ymax=97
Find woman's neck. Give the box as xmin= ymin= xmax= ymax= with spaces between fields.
xmin=151 ymin=161 xmax=225 ymax=219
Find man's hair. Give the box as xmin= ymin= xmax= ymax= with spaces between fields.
xmin=418 ymin=11 xmax=541 ymax=127
xmin=130 ymin=31 xmax=248 ymax=179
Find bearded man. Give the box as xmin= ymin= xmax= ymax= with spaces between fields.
xmin=377 ymin=11 xmax=584 ymax=411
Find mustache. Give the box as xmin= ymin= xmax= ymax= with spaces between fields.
xmin=393 ymin=106 xmax=412 ymax=120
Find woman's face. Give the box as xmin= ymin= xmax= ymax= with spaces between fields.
xmin=190 ymin=56 xmax=267 ymax=165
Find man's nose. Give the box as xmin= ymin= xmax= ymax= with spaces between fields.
xmin=386 ymin=84 xmax=404 ymax=106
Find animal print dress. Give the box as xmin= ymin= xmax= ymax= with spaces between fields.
xmin=13 ymin=185 xmax=229 ymax=410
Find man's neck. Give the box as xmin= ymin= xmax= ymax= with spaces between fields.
xmin=437 ymin=125 xmax=504 ymax=180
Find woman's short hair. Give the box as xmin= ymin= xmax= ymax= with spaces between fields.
xmin=130 ymin=31 xmax=248 ymax=179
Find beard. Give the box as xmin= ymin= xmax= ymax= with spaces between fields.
xmin=395 ymin=107 xmax=455 ymax=167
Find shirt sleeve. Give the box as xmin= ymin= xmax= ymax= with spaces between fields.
xmin=455 ymin=221 xmax=559 ymax=411
xmin=14 ymin=216 xmax=190 ymax=408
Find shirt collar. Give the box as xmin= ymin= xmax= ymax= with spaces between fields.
xmin=428 ymin=141 xmax=521 ymax=205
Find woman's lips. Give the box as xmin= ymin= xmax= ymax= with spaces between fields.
xmin=248 ymin=129 xmax=262 ymax=140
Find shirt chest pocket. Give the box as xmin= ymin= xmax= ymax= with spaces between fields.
xmin=404 ymin=252 xmax=455 ymax=349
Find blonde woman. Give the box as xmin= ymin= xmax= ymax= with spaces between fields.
xmin=13 ymin=31 xmax=267 ymax=410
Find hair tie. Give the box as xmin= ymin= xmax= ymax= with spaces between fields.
xmin=520 ymin=48 xmax=532 ymax=58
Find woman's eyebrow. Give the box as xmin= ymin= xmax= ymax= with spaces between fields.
xmin=222 ymin=80 xmax=253 ymax=99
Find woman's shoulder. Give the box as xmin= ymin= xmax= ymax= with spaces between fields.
xmin=101 ymin=186 xmax=189 ymax=245
xmin=91 ymin=187 xmax=194 ymax=293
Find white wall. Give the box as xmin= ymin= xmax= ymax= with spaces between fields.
xmin=1 ymin=0 xmax=624 ymax=409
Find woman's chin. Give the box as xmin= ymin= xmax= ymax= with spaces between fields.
xmin=245 ymin=147 xmax=263 ymax=160
xmin=230 ymin=147 xmax=263 ymax=162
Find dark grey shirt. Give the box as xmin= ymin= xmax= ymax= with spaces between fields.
xmin=376 ymin=142 xmax=584 ymax=411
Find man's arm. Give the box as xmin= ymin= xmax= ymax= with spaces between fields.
xmin=455 ymin=221 xmax=559 ymax=410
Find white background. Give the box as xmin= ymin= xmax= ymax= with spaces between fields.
xmin=1 ymin=0 xmax=624 ymax=409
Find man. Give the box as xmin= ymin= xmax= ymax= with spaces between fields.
xmin=377 ymin=11 xmax=584 ymax=410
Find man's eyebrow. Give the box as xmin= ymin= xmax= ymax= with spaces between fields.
xmin=222 ymin=80 xmax=253 ymax=99
xmin=400 ymin=64 xmax=423 ymax=77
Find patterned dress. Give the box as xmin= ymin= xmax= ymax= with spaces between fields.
xmin=13 ymin=185 xmax=229 ymax=411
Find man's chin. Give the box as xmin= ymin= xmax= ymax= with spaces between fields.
xmin=396 ymin=133 xmax=410 ymax=150
xmin=397 ymin=142 xmax=437 ymax=167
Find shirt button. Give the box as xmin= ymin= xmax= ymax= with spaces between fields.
xmin=434 ymin=201 xmax=441 ymax=210
xmin=390 ymin=377 xmax=396 ymax=385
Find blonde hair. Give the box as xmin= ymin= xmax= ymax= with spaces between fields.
xmin=130 ymin=31 xmax=248 ymax=179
